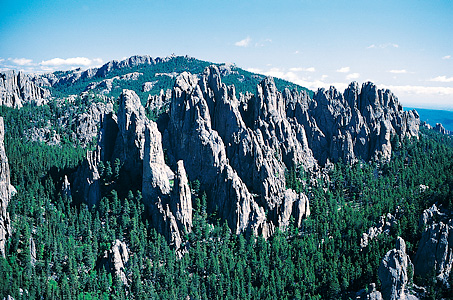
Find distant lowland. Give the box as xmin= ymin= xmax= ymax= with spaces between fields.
xmin=406 ymin=107 xmax=453 ymax=132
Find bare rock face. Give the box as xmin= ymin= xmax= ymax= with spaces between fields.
xmin=355 ymin=283 xmax=383 ymax=300
xmin=0 ymin=70 xmax=50 ymax=108
xmin=361 ymin=212 xmax=398 ymax=248
xmin=0 ymin=117 xmax=13 ymax=257
xmin=72 ymin=148 xmax=102 ymax=208
xmin=414 ymin=204 xmax=453 ymax=286
xmin=287 ymin=82 xmax=419 ymax=164
xmin=109 ymin=240 xmax=129 ymax=285
xmin=71 ymin=101 xmax=114 ymax=148
xmin=378 ymin=237 xmax=413 ymax=300
xmin=170 ymin=160 xmax=192 ymax=234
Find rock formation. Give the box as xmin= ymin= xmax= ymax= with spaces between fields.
xmin=64 ymin=63 xmax=419 ymax=246
xmin=109 ymin=240 xmax=129 ymax=285
xmin=414 ymin=204 xmax=453 ymax=286
xmin=287 ymin=81 xmax=419 ymax=164
xmin=0 ymin=117 xmax=13 ymax=257
xmin=355 ymin=283 xmax=383 ymax=300
xmin=378 ymin=237 xmax=414 ymax=300
xmin=434 ymin=123 xmax=451 ymax=135
xmin=72 ymin=148 xmax=102 ymax=208
xmin=0 ymin=70 xmax=50 ymax=108
xmin=361 ymin=211 xmax=399 ymax=248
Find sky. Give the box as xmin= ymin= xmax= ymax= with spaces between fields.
xmin=1 ymin=0 xmax=452 ymax=110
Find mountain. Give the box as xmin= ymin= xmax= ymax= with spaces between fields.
xmin=0 ymin=55 xmax=452 ymax=299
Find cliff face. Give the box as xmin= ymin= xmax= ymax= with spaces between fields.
xmin=0 ymin=117 xmax=13 ymax=257
xmin=0 ymin=70 xmax=50 ymax=108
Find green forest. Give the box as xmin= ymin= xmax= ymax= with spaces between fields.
xmin=0 ymin=98 xmax=452 ymax=300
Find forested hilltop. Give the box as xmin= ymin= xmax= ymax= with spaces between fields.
xmin=0 ymin=55 xmax=452 ymax=300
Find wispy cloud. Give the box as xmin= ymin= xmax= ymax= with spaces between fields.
xmin=367 ymin=43 xmax=399 ymax=49
xmin=442 ymin=55 xmax=451 ymax=60
xmin=429 ymin=76 xmax=453 ymax=83
xmin=246 ymin=67 xmax=263 ymax=74
xmin=40 ymin=57 xmax=103 ymax=67
xmin=9 ymin=58 xmax=34 ymax=66
xmin=235 ymin=37 xmax=251 ymax=47
xmin=389 ymin=69 xmax=407 ymax=74
xmin=346 ymin=73 xmax=360 ymax=80
xmin=1 ymin=56 xmax=105 ymax=73
xmin=336 ymin=67 xmax=350 ymax=73
xmin=289 ymin=67 xmax=315 ymax=72
xmin=383 ymin=84 xmax=453 ymax=96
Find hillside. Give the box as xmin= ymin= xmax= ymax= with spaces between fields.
xmin=0 ymin=55 xmax=452 ymax=299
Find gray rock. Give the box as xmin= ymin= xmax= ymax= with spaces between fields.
xmin=0 ymin=117 xmax=12 ymax=257
xmin=61 ymin=175 xmax=71 ymax=198
xmin=414 ymin=204 xmax=453 ymax=286
xmin=170 ymin=160 xmax=193 ymax=234
xmin=0 ymin=70 xmax=50 ymax=108
xmin=434 ymin=123 xmax=451 ymax=135
xmin=378 ymin=237 xmax=413 ymax=300
xmin=72 ymin=148 xmax=101 ymax=208
xmin=355 ymin=283 xmax=383 ymax=300
xmin=109 ymin=240 xmax=129 ymax=285
xmin=30 ymin=237 xmax=37 ymax=266
xmin=361 ymin=212 xmax=398 ymax=248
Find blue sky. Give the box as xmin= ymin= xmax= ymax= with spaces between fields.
xmin=1 ymin=0 xmax=452 ymax=109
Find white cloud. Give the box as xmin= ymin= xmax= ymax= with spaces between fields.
xmin=40 ymin=57 xmax=102 ymax=67
xmin=367 ymin=43 xmax=399 ymax=49
xmin=321 ymin=75 xmax=328 ymax=80
xmin=10 ymin=58 xmax=34 ymax=66
xmin=382 ymin=84 xmax=453 ymax=96
xmin=389 ymin=69 xmax=407 ymax=74
xmin=0 ymin=58 xmax=4 ymax=63
xmin=289 ymin=67 xmax=315 ymax=72
xmin=235 ymin=37 xmax=251 ymax=47
xmin=246 ymin=68 xmax=263 ymax=74
xmin=294 ymin=50 xmax=300 ymax=54
xmin=429 ymin=76 xmax=453 ymax=83
xmin=442 ymin=55 xmax=451 ymax=60
xmin=346 ymin=73 xmax=360 ymax=80
xmin=336 ymin=67 xmax=350 ymax=73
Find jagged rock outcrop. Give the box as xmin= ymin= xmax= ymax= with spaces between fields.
xmin=72 ymin=148 xmax=101 ymax=208
xmin=109 ymin=240 xmax=129 ymax=285
xmin=0 ymin=70 xmax=50 ymax=108
xmin=0 ymin=117 xmax=13 ymax=257
xmin=61 ymin=175 xmax=71 ymax=197
xmin=287 ymin=82 xmax=419 ymax=163
xmin=378 ymin=237 xmax=414 ymax=300
xmin=414 ymin=204 xmax=453 ymax=286
xmin=146 ymin=89 xmax=172 ymax=113
xmin=170 ymin=161 xmax=192 ymax=233
xmin=69 ymin=62 xmax=419 ymax=245
xmin=434 ymin=123 xmax=451 ymax=135
xmin=355 ymin=283 xmax=383 ymax=300
xmin=361 ymin=211 xmax=399 ymax=248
